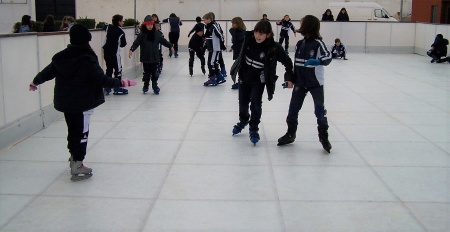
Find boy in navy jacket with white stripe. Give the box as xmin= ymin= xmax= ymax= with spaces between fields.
xmin=276 ymin=15 xmax=296 ymax=53
xmin=203 ymin=12 xmax=226 ymax=86
xmin=278 ymin=15 xmax=333 ymax=153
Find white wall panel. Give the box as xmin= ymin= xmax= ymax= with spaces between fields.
xmin=341 ymin=22 xmax=366 ymax=47
xmin=367 ymin=23 xmax=391 ymax=46
xmin=1 ymin=36 xmax=40 ymax=124
xmin=391 ymin=23 xmax=415 ymax=46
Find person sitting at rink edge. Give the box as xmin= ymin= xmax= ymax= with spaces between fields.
xmin=427 ymin=34 xmax=450 ymax=63
xmin=331 ymin=38 xmax=347 ymax=60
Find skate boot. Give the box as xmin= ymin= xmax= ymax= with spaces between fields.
xmin=216 ymin=73 xmax=226 ymax=84
xmin=169 ymin=49 xmax=173 ymax=58
xmin=70 ymin=161 xmax=93 ymax=181
xmin=232 ymin=121 xmax=248 ymax=135
xmin=113 ymin=87 xmax=128 ymax=95
xmin=231 ymin=83 xmax=239 ymax=90
xmin=318 ymin=128 xmax=332 ymax=153
xmin=104 ymin=88 xmax=111 ymax=95
xmin=68 ymin=155 xmax=74 ymax=168
xmin=174 ymin=51 xmax=179 ymax=58
xmin=152 ymin=83 xmax=160 ymax=94
xmin=142 ymin=84 xmax=149 ymax=93
xmin=203 ymin=76 xmax=217 ymax=86
xmin=220 ymin=68 xmax=227 ymax=77
xmin=277 ymin=131 xmax=296 ymax=146
xmin=201 ymin=65 xmax=206 ymax=75
xmin=249 ymin=129 xmax=260 ymax=145
xmin=189 ymin=66 xmax=193 ymax=76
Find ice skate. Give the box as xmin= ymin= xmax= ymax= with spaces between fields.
xmin=113 ymin=87 xmax=128 ymax=95
xmin=70 ymin=161 xmax=92 ymax=181
xmin=142 ymin=84 xmax=149 ymax=93
xmin=277 ymin=132 xmax=296 ymax=146
xmin=203 ymin=76 xmax=217 ymax=86
xmin=189 ymin=67 xmax=193 ymax=77
xmin=169 ymin=49 xmax=173 ymax=58
xmin=318 ymin=128 xmax=332 ymax=153
xmin=174 ymin=51 xmax=179 ymax=58
xmin=249 ymin=129 xmax=260 ymax=145
xmin=201 ymin=65 xmax=206 ymax=75
xmin=231 ymin=83 xmax=239 ymax=90
xmin=152 ymin=83 xmax=160 ymax=94
xmin=104 ymin=88 xmax=111 ymax=95
xmin=232 ymin=121 xmax=248 ymax=135
xmin=216 ymin=73 xmax=226 ymax=84
xmin=220 ymin=69 xmax=227 ymax=77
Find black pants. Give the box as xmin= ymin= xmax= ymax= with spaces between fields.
xmin=189 ymin=49 xmax=205 ymax=68
xmin=169 ymin=32 xmax=180 ymax=52
xmin=207 ymin=50 xmax=221 ymax=76
xmin=286 ymin=86 xmax=329 ymax=132
xmin=238 ymin=82 xmax=266 ymax=130
xmin=104 ymin=51 xmax=122 ymax=79
xmin=142 ymin=63 xmax=159 ymax=87
xmin=279 ymin=33 xmax=289 ymax=50
xmin=64 ymin=110 xmax=92 ymax=161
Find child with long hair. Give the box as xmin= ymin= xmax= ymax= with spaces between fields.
xmin=129 ymin=15 xmax=174 ymax=94
xmin=230 ymin=20 xmax=293 ymax=145
xmin=229 ymin=17 xmax=246 ymax=89
xmin=277 ymin=15 xmax=333 ymax=153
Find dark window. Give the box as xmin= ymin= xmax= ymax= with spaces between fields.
xmin=431 ymin=5 xmax=438 ymax=23
xmin=35 ymin=0 xmax=75 ymax=22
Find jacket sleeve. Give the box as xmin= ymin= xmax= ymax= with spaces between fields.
xmin=120 ymin=29 xmax=127 ymax=48
xmin=33 ymin=63 xmax=57 ymax=85
xmin=88 ymin=58 xmax=121 ymax=88
xmin=290 ymin=23 xmax=296 ymax=33
xmin=188 ymin=26 xmax=195 ymax=37
xmin=317 ymin=40 xmax=332 ymax=66
xmin=276 ymin=44 xmax=294 ymax=82
xmin=130 ymin=33 xmax=143 ymax=51
xmin=162 ymin=18 xmax=169 ymax=23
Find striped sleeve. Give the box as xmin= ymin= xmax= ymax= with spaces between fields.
xmin=316 ymin=39 xmax=332 ymax=66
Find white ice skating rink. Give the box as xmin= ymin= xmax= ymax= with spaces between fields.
xmin=0 ymin=52 xmax=449 ymax=231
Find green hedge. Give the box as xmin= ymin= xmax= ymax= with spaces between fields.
xmin=76 ymin=17 xmax=95 ymax=29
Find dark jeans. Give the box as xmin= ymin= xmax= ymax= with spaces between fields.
xmin=286 ymin=86 xmax=329 ymax=132
xmin=169 ymin=32 xmax=180 ymax=52
xmin=64 ymin=110 xmax=92 ymax=161
xmin=279 ymin=33 xmax=289 ymax=50
xmin=189 ymin=49 xmax=205 ymax=67
xmin=238 ymin=82 xmax=266 ymax=130
xmin=142 ymin=63 xmax=159 ymax=87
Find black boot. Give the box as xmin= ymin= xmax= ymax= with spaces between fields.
xmin=277 ymin=131 xmax=296 ymax=146
xmin=189 ymin=66 xmax=193 ymax=76
xmin=318 ymin=128 xmax=332 ymax=153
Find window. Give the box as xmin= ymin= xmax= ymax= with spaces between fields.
xmin=431 ymin=5 xmax=438 ymax=23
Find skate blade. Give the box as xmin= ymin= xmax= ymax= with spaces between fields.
xmin=216 ymin=80 xmax=227 ymax=84
xmin=71 ymin=173 xmax=93 ymax=181
xmin=113 ymin=92 xmax=128 ymax=95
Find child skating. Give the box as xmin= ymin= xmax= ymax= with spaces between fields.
xmin=230 ymin=20 xmax=293 ymax=145
xmin=129 ymin=15 xmax=174 ymax=94
xmin=277 ymin=15 xmax=333 ymax=153
xmin=276 ymin=15 xmax=296 ymax=54
xmin=331 ymin=38 xmax=347 ymax=60
xmin=188 ymin=24 xmax=206 ymax=76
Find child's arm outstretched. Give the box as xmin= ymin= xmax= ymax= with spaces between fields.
xmin=128 ymin=33 xmax=144 ymax=58
xmin=29 ymin=63 xmax=57 ymax=91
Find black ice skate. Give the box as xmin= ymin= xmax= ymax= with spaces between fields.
xmin=201 ymin=65 xmax=206 ymax=75
xmin=189 ymin=67 xmax=193 ymax=76
xmin=277 ymin=132 xmax=296 ymax=146
xmin=318 ymin=128 xmax=332 ymax=153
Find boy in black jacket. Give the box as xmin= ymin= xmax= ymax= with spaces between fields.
xmin=188 ymin=24 xmax=206 ymax=76
xmin=103 ymin=14 xmax=127 ymax=95
xmin=276 ymin=15 xmax=296 ymax=54
xmin=277 ymin=15 xmax=333 ymax=153
xmin=427 ymin=34 xmax=449 ymax=63
xmin=230 ymin=20 xmax=293 ymax=145
xmin=29 ymin=24 xmax=131 ymax=181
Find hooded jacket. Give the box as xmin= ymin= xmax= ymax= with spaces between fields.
xmin=32 ymin=45 xmax=121 ymax=112
xmin=432 ymin=35 xmax=449 ymax=56
xmin=231 ymin=31 xmax=294 ymax=101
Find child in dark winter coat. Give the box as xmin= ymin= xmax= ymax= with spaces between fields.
xmin=29 ymin=24 xmax=135 ymax=181
xmin=331 ymin=38 xmax=347 ymax=60
xmin=336 ymin=8 xmax=350 ymax=21
xmin=321 ymin=9 xmax=334 ymax=21
xmin=129 ymin=15 xmax=174 ymax=94
xmin=188 ymin=24 xmax=206 ymax=76
xmin=230 ymin=20 xmax=294 ymax=145
xmin=277 ymin=15 xmax=333 ymax=153
xmin=103 ymin=14 xmax=128 ymax=95
xmin=229 ymin=17 xmax=247 ymax=89
xmin=276 ymin=15 xmax=296 ymax=53
xmin=427 ymin=34 xmax=449 ymax=63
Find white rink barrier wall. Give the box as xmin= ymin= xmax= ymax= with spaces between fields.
xmin=0 ymin=22 xmax=449 ymax=150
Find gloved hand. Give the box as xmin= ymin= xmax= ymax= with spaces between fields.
xmin=304 ymin=59 xmax=320 ymax=66
xmin=121 ymin=78 xmax=137 ymax=87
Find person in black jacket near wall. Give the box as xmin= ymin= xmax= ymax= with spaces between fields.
xmin=230 ymin=20 xmax=293 ymax=145
xmin=321 ymin=9 xmax=334 ymax=21
xmin=29 ymin=24 xmax=127 ymax=181
xmin=103 ymin=14 xmax=128 ymax=95
xmin=277 ymin=15 xmax=333 ymax=153
xmin=336 ymin=8 xmax=350 ymax=21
